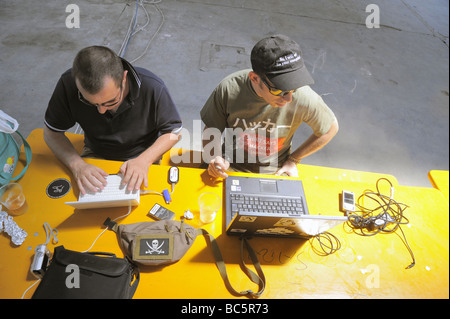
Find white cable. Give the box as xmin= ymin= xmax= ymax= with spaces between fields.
xmin=21 ymin=222 xmax=58 ymax=299
xmin=140 ymin=182 xmax=175 ymax=196
xmin=118 ymin=1 xmax=138 ymax=57
xmin=140 ymin=190 xmax=162 ymax=195
xmin=43 ymin=222 xmax=58 ymax=245
xmin=130 ymin=3 xmax=165 ymax=63
xmin=21 ymin=278 xmax=41 ymax=299
xmin=132 ymin=1 xmax=150 ymax=36
xmin=82 ymin=202 xmax=132 ymax=253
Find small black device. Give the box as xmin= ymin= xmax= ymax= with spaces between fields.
xmin=340 ymin=190 xmax=355 ymax=213
xmin=30 ymin=244 xmax=51 ymax=279
xmin=148 ymin=203 xmax=175 ymax=220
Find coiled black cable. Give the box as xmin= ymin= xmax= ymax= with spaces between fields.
xmin=347 ymin=178 xmax=415 ymax=269
xmin=310 ymin=231 xmax=342 ymax=256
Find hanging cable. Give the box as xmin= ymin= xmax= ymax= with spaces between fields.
xmin=117 ymin=0 xmax=164 ymax=61
xmin=130 ymin=1 xmax=165 ymax=63
xmin=119 ymin=0 xmax=140 ymax=58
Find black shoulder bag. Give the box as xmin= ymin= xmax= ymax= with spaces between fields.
xmin=32 ymin=246 xmax=140 ymax=299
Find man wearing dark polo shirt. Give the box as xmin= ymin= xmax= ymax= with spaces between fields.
xmin=44 ymin=46 xmax=182 ymax=194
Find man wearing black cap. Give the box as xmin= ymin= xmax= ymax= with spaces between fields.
xmin=201 ymin=34 xmax=338 ymax=178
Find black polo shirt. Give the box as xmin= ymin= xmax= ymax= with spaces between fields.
xmin=44 ymin=59 xmax=182 ymax=161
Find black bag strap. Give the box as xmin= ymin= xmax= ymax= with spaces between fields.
xmin=197 ymin=229 xmax=265 ymax=298
xmin=86 ymin=250 xmax=140 ymax=298
xmin=125 ymin=256 xmax=140 ymax=299
xmin=83 ymin=252 xmax=140 ymax=299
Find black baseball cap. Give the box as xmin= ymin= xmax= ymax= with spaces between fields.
xmin=251 ymin=34 xmax=314 ymax=91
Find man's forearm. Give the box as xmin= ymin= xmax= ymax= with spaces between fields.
xmin=43 ymin=126 xmax=85 ymax=172
xmin=137 ymin=132 xmax=181 ymax=165
xmin=44 ymin=126 xmax=109 ymax=194
xmin=290 ymin=119 xmax=339 ymax=162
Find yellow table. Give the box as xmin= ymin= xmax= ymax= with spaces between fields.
xmin=1 ymin=129 xmax=448 ymax=299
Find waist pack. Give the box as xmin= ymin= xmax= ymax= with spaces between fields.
xmin=0 ymin=110 xmax=32 ymax=187
xmin=113 ymin=218 xmax=198 ymax=266
xmin=32 ymin=246 xmax=139 ymax=299
xmin=106 ymin=219 xmax=266 ymax=298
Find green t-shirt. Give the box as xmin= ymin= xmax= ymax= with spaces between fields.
xmin=200 ymin=69 xmax=336 ymax=174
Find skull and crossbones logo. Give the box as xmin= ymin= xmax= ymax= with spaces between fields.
xmin=145 ymin=239 xmax=165 ymax=255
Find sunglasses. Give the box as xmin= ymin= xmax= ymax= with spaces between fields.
xmin=260 ymin=77 xmax=296 ymax=97
xmin=78 ymin=84 xmax=123 ymax=108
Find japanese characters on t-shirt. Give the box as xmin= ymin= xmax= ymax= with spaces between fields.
xmin=201 ymin=69 xmax=335 ymax=174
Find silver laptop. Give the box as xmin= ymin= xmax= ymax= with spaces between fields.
xmin=225 ymin=176 xmax=347 ymax=239
xmin=65 ymin=174 xmax=140 ymax=209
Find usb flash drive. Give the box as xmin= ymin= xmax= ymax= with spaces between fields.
xmin=163 ymin=189 xmax=171 ymax=204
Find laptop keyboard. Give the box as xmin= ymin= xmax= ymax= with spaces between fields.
xmin=79 ymin=175 xmax=139 ymax=202
xmin=230 ymin=193 xmax=305 ymax=217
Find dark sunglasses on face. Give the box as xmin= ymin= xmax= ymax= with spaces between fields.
xmin=260 ymin=77 xmax=296 ymax=97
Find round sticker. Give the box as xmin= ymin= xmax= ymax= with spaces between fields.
xmin=46 ymin=178 xmax=71 ymax=199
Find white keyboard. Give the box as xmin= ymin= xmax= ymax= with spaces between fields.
xmin=65 ymin=174 xmax=140 ymax=209
xmin=79 ymin=175 xmax=138 ymax=202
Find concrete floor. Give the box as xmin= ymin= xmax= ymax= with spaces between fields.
xmin=1 ymin=0 xmax=448 ymax=188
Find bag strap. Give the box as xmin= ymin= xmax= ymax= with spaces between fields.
xmin=0 ymin=130 xmax=32 ymax=185
xmin=10 ymin=131 xmax=32 ymax=182
xmin=198 ymin=229 xmax=265 ymax=298
xmin=0 ymin=110 xmax=32 ymax=184
xmin=87 ymin=249 xmax=141 ymax=298
xmin=125 ymin=256 xmax=140 ymax=299
xmin=0 ymin=110 xmax=19 ymax=133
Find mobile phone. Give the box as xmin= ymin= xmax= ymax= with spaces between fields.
xmin=148 ymin=203 xmax=175 ymax=220
xmin=341 ymin=190 xmax=355 ymax=212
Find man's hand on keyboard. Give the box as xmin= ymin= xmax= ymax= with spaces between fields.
xmin=119 ymin=157 xmax=150 ymax=191
xmin=72 ymin=161 xmax=109 ymax=195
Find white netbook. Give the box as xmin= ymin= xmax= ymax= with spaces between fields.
xmin=65 ymin=174 xmax=140 ymax=209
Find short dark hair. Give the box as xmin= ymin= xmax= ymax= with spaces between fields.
xmin=72 ymin=46 xmax=124 ymax=94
